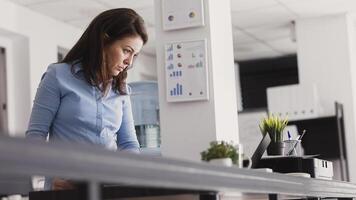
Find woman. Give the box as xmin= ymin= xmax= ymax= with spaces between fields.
xmin=26 ymin=8 xmax=148 ymax=190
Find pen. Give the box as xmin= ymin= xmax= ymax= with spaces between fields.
xmin=287 ymin=131 xmax=291 ymax=140
xmin=298 ymin=129 xmax=306 ymax=141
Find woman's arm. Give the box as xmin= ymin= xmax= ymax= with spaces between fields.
xmin=26 ymin=65 xmax=61 ymax=141
xmin=116 ymin=95 xmax=140 ymax=152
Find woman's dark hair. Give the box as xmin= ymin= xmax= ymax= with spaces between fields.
xmin=62 ymin=8 xmax=148 ymax=95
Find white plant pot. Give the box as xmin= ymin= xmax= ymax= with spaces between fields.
xmin=209 ymin=158 xmax=233 ymax=167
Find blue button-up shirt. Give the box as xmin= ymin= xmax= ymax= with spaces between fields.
xmin=26 ymin=62 xmax=140 ymax=151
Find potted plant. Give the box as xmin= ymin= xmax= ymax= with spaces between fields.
xmin=201 ymin=141 xmax=238 ymax=167
xmin=259 ymin=114 xmax=288 ymax=155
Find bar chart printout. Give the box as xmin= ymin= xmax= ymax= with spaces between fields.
xmin=164 ymin=40 xmax=208 ymax=102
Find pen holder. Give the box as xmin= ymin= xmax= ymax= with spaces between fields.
xmin=283 ymin=140 xmax=302 ymax=156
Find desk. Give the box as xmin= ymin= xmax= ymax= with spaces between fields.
xmin=0 ymin=136 xmax=356 ymax=200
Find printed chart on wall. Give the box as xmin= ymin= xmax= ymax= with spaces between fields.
xmin=164 ymin=40 xmax=209 ymax=102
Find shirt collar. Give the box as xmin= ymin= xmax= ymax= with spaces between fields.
xmin=72 ymin=61 xmax=83 ymax=75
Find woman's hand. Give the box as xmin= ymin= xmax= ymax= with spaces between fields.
xmin=52 ymin=178 xmax=76 ymax=190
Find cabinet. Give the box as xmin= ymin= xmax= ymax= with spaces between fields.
xmin=288 ymin=102 xmax=348 ymax=181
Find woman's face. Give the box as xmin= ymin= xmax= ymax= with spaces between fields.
xmin=104 ymin=35 xmax=144 ymax=77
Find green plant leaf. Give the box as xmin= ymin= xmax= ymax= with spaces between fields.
xmin=259 ymin=114 xmax=288 ymax=142
xmin=201 ymin=141 xmax=239 ymax=164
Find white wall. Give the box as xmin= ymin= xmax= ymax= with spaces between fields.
xmin=0 ymin=0 xmax=82 ymax=136
xmin=155 ymin=0 xmax=238 ymax=161
xmin=0 ymin=31 xmax=30 ymax=137
xmin=0 ymin=35 xmax=12 ymax=134
xmin=296 ymin=14 xmax=356 ymax=181
xmin=297 ymin=14 xmax=353 ymax=115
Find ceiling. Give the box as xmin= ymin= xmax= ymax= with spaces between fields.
xmin=7 ymin=0 xmax=356 ymax=61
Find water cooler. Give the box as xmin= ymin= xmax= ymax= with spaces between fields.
xmin=128 ymin=81 xmax=161 ymax=155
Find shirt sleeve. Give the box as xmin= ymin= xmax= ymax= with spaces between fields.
xmin=117 ymin=95 xmax=140 ymax=152
xmin=26 ymin=65 xmax=61 ymax=141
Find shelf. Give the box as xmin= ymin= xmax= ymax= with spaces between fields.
xmin=0 ymin=136 xmax=356 ymax=198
